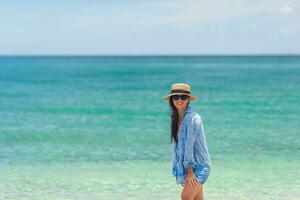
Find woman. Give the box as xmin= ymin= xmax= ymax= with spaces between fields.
xmin=163 ymin=83 xmax=211 ymax=200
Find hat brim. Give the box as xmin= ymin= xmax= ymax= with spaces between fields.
xmin=163 ymin=93 xmax=197 ymax=101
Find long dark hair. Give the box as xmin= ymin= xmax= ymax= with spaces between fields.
xmin=169 ymin=96 xmax=190 ymax=144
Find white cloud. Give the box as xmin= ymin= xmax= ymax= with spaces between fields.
xmin=128 ymin=0 xmax=300 ymax=27
xmin=279 ymin=5 xmax=294 ymax=14
xmin=278 ymin=24 xmax=300 ymax=34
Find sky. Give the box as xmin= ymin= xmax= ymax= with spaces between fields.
xmin=0 ymin=0 xmax=299 ymax=55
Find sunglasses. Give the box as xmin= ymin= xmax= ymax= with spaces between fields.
xmin=172 ymin=94 xmax=190 ymax=101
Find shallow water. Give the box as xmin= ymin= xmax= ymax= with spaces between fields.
xmin=0 ymin=56 xmax=299 ymax=199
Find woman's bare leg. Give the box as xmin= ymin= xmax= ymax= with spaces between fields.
xmin=193 ymin=183 xmax=204 ymax=200
xmin=181 ymin=181 xmax=203 ymax=200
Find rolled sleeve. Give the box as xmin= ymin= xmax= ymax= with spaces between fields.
xmin=183 ymin=117 xmax=200 ymax=170
xmin=198 ymin=116 xmax=211 ymax=166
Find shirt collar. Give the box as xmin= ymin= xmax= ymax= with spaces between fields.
xmin=183 ymin=105 xmax=193 ymax=117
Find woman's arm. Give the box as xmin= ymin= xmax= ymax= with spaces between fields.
xmin=183 ymin=116 xmax=202 ymax=188
xmin=183 ymin=116 xmax=200 ymax=171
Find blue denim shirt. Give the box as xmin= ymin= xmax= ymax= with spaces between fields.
xmin=171 ymin=105 xmax=211 ymax=184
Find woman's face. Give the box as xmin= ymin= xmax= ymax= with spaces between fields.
xmin=172 ymin=94 xmax=190 ymax=111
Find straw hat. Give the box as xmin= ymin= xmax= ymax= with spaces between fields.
xmin=163 ymin=83 xmax=197 ymax=101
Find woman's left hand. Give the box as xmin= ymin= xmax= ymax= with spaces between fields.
xmin=184 ymin=170 xmax=199 ymax=188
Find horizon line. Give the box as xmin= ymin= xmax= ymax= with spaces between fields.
xmin=0 ymin=53 xmax=300 ymax=58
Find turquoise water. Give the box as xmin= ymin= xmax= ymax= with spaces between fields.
xmin=0 ymin=56 xmax=299 ymax=199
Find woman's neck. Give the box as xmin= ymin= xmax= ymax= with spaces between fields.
xmin=178 ymin=111 xmax=183 ymax=120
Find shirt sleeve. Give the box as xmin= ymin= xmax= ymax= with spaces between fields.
xmin=183 ymin=116 xmax=200 ymax=170
xmin=198 ymin=116 xmax=211 ymax=166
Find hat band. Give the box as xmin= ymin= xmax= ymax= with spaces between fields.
xmin=171 ymin=89 xmax=190 ymax=95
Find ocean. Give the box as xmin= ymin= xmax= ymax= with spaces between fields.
xmin=0 ymin=56 xmax=299 ymax=199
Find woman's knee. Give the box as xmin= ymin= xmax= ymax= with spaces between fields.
xmin=181 ymin=191 xmax=194 ymax=200
xmin=181 ymin=187 xmax=200 ymax=200
xmin=193 ymin=187 xmax=204 ymax=200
